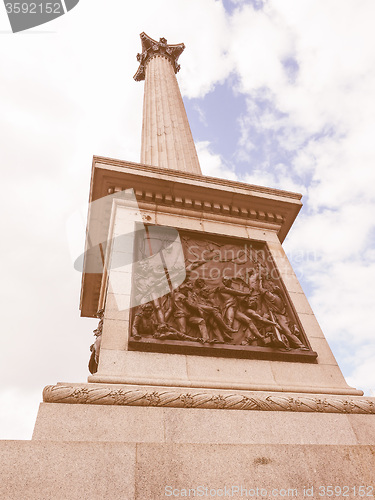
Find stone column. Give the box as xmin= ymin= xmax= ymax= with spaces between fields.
xmin=134 ymin=32 xmax=202 ymax=175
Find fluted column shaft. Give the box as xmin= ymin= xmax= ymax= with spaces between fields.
xmin=140 ymin=55 xmax=201 ymax=175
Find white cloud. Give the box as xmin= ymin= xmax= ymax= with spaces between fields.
xmin=285 ymin=204 xmax=375 ymax=262
xmin=243 ymin=163 xmax=307 ymax=194
xmin=229 ymin=0 xmax=375 ymax=207
xmin=196 ymin=141 xmax=237 ymax=180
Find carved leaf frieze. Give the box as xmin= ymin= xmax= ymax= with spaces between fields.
xmin=43 ymin=385 xmax=375 ymax=415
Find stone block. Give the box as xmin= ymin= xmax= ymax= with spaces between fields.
xmin=103 ymin=291 xmax=131 ymax=321
xmin=33 ymin=403 xmax=165 ymax=443
xmin=135 ymin=443 xmax=375 ymax=499
xmin=155 ymin=211 xmax=203 ymax=231
xmin=185 ymin=356 xmax=276 ymax=389
xmin=245 ymin=227 xmax=277 ymax=242
xmin=91 ymin=347 xmax=362 ymax=395
xmin=100 ymin=318 xmax=129 ymax=351
xmin=94 ymin=349 xmax=190 ymax=386
xmin=278 ymin=272 xmax=304 ymax=294
xmin=348 ymin=413 xmax=375 ymax=444
xmin=270 ymin=362 xmax=355 ymax=394
xmin=162 ymin=407 xmax=359 ymax=446
xmin=32 ymin=401 xmax=375 ymax=446
xmin=113 ymin=218 xmax=138 ymax=238
xmin=0 ymin=440 xmax=136 ymax=500
xmin=201 ymin=219 xmax=248 ymax=239
xmin=289 ymin=291 xmax=314 ymax=314
xmin=299 ymin=312 xmax=325 ymax=338
xmin=307 ymin=336 xmax=338 ymax=365
xmin=33 ymin=401 xmax=375 ymax=447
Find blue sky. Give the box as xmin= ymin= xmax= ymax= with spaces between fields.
xmin=186 ymin=80 xmax=304 ymax=181
xmin=0 ymin=0 xmax=374 ymax=439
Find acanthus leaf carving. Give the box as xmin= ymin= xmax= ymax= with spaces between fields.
xmin=134 ymin=33 xmax=185 ymax=81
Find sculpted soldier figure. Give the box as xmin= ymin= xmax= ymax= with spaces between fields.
xmin=88 ymin=309 xmax=104 ymax=375
xmin=133 ymin=260 xmax=168 ymax=323
xmin=237 ymin=299 xmax=279 ymax=346
xmin=153 ymin=323 xmax=202 ymax=343
xmin=246 ymin=265 xmax=270 ymax=311
xmin=172 ymin=283 xmax=209 ymax=343
xmin=189 ymin=279 xmax=237 ymax=342
xmin=259 ymin=285 xmax=308 ymax=350
xmin=214 ymin=277 xmax=276 ymax=345
xmin=215 ymin=277 xmax=253 ymax=327
xmin=132 ymin=303 xmax=157 ymax=340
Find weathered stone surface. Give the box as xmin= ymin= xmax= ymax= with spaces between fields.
xmin=90 ymin=347 xmax=361 ymax=395
xmin=135 ymin=444 xmax=375 ymax=499
xmin=33 ymin=402 xmax=375 ymax=445
xmin=0 ymin=441 xmax=136 ymax=500
xmin=2 ymin=440 xmax=375 ymax=500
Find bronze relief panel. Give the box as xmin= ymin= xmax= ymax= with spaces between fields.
xmin=129 ymin=226 xmax=317 ymax=363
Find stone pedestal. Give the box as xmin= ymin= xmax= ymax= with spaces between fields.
xmin=81 ymin=157 xmax=361 ymax=398
xmin=2 ymin=157 xmax=372 ymax=499
xmin=1 ymin=394 xmax=374 ymax=499
xmin=2 ymin=440 xmax=375 ymax=500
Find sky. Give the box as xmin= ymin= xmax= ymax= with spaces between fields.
xmin=1 ymin=0 xmax=374 ymax=440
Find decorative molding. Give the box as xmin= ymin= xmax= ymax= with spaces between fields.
xmin=95 ymin=156 xmax=302 ymax=201
xmin=43 ymin=384 xmax=375 ymax=415
xmin=107 ymin=185 xmax=286 ymax=226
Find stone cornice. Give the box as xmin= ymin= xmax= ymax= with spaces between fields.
xmin=110 ymin=185 xmax=286 ymax=227
xmin=134 ymin=32 xmax=185 ymax=82
xmin=91 ymin=157 xmax=302 ymax=237
xmin=43 ymin=383 xmax=375 ymax=415
xmin=93 ymin=156 xmax=302 ymax=201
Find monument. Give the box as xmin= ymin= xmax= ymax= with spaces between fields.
xmin=2 ymin=33 xmax=375 ymax=499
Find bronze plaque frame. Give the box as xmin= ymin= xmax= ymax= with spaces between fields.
xmin=128 ymin=226 xmax=317 ymax=363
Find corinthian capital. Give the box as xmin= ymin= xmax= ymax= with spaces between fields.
xmin=134 ymin=32 xmax=185 ymax=81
